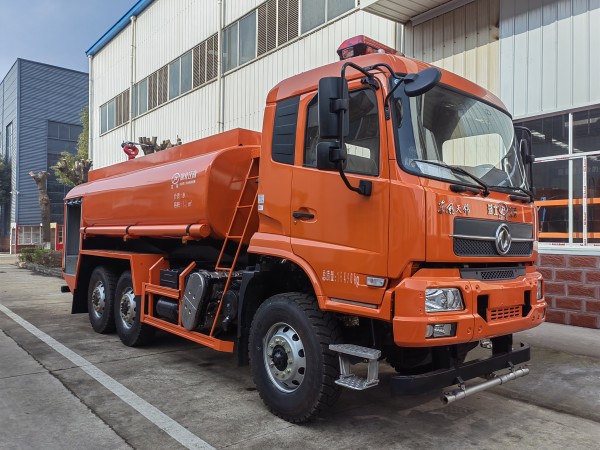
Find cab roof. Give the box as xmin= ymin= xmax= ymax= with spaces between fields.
xmin=266 ymin=53 xmax=508 ymax=115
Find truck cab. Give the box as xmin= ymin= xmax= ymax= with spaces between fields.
xmin=250 ymin=35 xmax=545 ymax=399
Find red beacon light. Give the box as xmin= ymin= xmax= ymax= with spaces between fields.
xmin=337 ymin=35 xmax=402 ymax=60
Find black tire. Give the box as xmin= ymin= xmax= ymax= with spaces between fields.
xmin=249 ymin=292 xmax=341 ymax=423
xmin=114 ymin=271 xmax=155 ymax=347
xmin=87 ymin=266 xmax=117 ymax=334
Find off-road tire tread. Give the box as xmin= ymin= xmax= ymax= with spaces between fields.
xmin=88 ymin=266 xmax=118 ymax=334
xmin=250 ymin=292 xmax=341 ymax=423
xmin=114 ymin=271 xmax=155 ymax=347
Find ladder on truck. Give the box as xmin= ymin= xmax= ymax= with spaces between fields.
xmin=140 ymin=150 xmax=260 ymax=352
xmin=209 ymin=150 xmax=260 ymax=339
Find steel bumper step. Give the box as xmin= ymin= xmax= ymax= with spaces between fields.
xmin=329 ymin=344 xmax=382 ymax=391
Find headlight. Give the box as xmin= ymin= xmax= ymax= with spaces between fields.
xmin=425 ymin=288 xmax=464 ymax=312
xmin=537 ymin=279 xmax=543 ymax=300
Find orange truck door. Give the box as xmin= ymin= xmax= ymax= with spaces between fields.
xmin=290 ymin=88 xmax=390 ymax=306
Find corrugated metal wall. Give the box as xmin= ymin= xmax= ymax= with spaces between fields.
xmin=404 ymin=0 xmax=500 ymax=96
xmin=500 ymin=0 xmax=600 ymax=119
xmin=0 ymin=63 xmax=19 ymax=235
xmin=91 ymin=0 xmax=396 ymax=168
xmin=17 ymin=60 xmax=88 ymax=225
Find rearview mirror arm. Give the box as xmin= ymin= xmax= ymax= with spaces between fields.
xmin=336 ymin=62 xmax=374 ymax=197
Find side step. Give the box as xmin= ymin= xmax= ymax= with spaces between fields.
xmin=329 ymin=344 xmax=381 ymax=391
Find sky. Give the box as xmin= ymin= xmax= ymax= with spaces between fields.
xmin=0 ymin=0 xmax=138 ymax=79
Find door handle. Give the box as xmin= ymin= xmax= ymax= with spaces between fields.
xmin=292 ymin=211 xmax=315 ymax=220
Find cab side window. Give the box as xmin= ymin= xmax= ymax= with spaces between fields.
xmin=304 ymin=88 xmax=380 ymax=176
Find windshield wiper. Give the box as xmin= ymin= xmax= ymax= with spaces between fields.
xmin=499 ymin=185 xmax=535 ymax=203
xmin=411 ymin=159 xmax=490 ymax=197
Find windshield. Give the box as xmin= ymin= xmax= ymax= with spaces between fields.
xmin=396 ymin=84 xmax=529 ymax=191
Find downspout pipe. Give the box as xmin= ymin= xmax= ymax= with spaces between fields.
xmin=217 ymin=0 xmax=224 ymax=133
xmin=88 ymin=55 xmax=94 ymax=163
xmin=130 ymin=15 xmax=137 ymax=142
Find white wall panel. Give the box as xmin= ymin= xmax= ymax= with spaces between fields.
xmin=500 ymin=0 xmax=600 ymax=119
xmin=406 ymin=0 xmax=500 ymax=96
xmin=135 ymin=0 xmax=220 ymax=77
xmin=91 ymin=2 xmax=396 ymax=168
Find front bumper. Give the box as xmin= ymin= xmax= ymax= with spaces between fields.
xmin=392 ymin=268 xmax=546 ymax=346
xmin=390 ymin=342 xmax=531 ymax=395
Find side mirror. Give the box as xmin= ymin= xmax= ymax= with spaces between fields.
xmin=403 ymin=67 xmax=441 ymax=97
xmin=318 ymin=77 xmax=349 ymax=140
xmin=316 ymin=141 xmax=347 ymax=171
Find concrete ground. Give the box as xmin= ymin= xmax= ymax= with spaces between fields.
xmin=0 ymin=257 xmax=599 ymax=449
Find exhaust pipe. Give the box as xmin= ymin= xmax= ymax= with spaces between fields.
xmin=442 ymin=367 xmax=530 ymax=405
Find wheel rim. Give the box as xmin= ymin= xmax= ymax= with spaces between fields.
xmin=91 ymin=281 xmax=106 ymax=319
xmin=263 ymin=322 xmax=306 ymax=393
xmin=119 ymin=287 xmax=136 ymax=330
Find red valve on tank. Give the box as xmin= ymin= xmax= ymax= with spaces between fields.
xmin=122 ymin=143 xmax=139 ymax=160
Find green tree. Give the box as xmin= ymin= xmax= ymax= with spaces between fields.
xmin=52 ymin=107 xmax=92 ymax=187
xmin=0 ymin=159 xmax=10 ymax=205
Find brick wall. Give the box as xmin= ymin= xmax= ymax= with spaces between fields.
xmin=538 ymin=254 xmax=600 ymax=329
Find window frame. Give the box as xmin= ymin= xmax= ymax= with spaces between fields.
xmin=303 ymin=87 xmax=381 ymax=177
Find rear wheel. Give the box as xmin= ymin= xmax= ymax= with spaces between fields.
xmin=114 ymin=271 xmax=155 ymax=347
xmin=87 ymin=266 xmax=117 ymax=334
xmin=249 ymin=293 xmax=341 ymax=423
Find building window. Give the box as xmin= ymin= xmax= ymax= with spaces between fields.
xmin=223 ymin=23 xmax=239 ymax=72
xmin=516 ymin=105 xmax=600 ymax=247
xmin=223 ymin=11 xmax=257 ymax=73
xmin=100 ymin=90 xmax=129 ymax=134
xmin=18 ymin=225 xmax=42 ymax=246
xmin=5 ymin=122 xmax=13 ymax=156
xmin=301 ymin=0 xmax=354 ymax=34
xmin=239 ymin=11 xmax=257 ymax=65
xmin=169 ymin=58 xmax=181 ymax=100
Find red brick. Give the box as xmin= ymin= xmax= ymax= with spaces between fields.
xmin=540 ymin=254 xmax=567 ymax=267
xmin=567 ymin=284 xmax=597 ymax=298
xmin=569 ymin=313 xmax=599 ymax=329
xmin=538 ymin=268 xmax=554 ymax=280
xmin=568 ymin=255 xmax=599 ymax=268
xmin=555 ymin=297 xmax=583 ymax=311
xmin=586 ymin=301 xmax=600 ymax=314
xmin=553 ymin=270 xmax=583 ymax=282
xmin=546 ymin=310 xmax=567 ymax=324
xmin=544 ymin=282 xmax=566 ymax=295
xmin=585 ymin=270 xmax=600 ymax=284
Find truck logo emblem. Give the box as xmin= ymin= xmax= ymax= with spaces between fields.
xmin=495 ymin=224 xmax=512 ymax=255
xmin=171 ymin=170 xmax=197 ymax=186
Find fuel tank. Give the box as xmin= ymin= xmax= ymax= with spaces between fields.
xmin=66 ymin=128 xmax=261 ymax=240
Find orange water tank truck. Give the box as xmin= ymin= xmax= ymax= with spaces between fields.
xmin=62 ymin=36 xmax=546 ymax=423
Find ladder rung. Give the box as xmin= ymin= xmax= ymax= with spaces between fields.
xmin=237 ymin=204 xmax=253 ymax=208
xmin=227 ymin=235 xmax=242 ymax=239
xmin=215 ymin=266 xmax=233 ymax=271
xmin=247 ymin=176 xmax=259 ymax=180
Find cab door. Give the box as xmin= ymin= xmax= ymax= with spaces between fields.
xmin=290 ymin=85 xmax=390 ymax=306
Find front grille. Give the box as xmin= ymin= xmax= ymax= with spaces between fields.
xmin=481 ymin=269 xmax=517 ymax=280
xmin=488 ymin=305 xmax=522 ymax=322
xmin=454 ymin=238 xmax=533 ymax=257
xmin=460 ymin=266 xmax=526 ymax=281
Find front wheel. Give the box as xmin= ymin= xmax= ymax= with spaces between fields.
xmin=249 ymin=293 xmax=341 ymax=423
xmin=114 ymin=271 xmax=155 ymax=347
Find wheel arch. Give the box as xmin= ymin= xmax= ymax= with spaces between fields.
xmin=236 ymin=257 xmax=317 ymax=366
xmin=72 ymin=255 xmax=129 ymax=314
